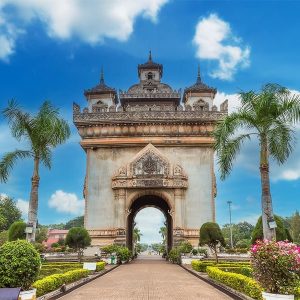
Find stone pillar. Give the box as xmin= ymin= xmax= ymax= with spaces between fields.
xmin=174 ymin=189 xmax=183 ymax=228
xmin=114 ymin=189 xmax=126 ymax=245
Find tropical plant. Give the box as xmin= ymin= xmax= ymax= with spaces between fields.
xmin=159 ymin=226 xmax=167 ymax=244
xmin=0 ymin=195 xmax=22 ymax=231
xmin=133 ymin=227 xmax=142 ymax=244
xmin=65 ymin=227 xmax=91 ymax=262
xmin=168 ymin=247 xmax=181 ymax=264
xmin=251 ymin=215 xmax=292 ymax=244
xmin=0 ymin=240 xmax=41 ymax=290
xmin=199 ymin=222 xmax=225 ymax=263
xmin=0 ymin=100 xmax=70 ymax=242
xmin=214 ymin=84 xmax=300 ymax=240
xmin=179 ymin=241 xmax=193 ymax=254
xmin=8 ymin=220 xmax=26 ymax=241
xmin=251 ymin=240 xmax=300 ymax=294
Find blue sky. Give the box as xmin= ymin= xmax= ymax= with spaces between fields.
xmin=0 ymin=0 xmax=299 ymax=244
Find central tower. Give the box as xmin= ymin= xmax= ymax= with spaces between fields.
xmin=73 ymin=53 xmax=228 ymax=250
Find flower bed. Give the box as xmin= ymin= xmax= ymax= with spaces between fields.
xmin=206 ymin=266 xmax=262 ymax=300
xmin=32 ymin=269 xmax=90 ymax=297
xmin=251 ymin=240 xmax=300 ymax=296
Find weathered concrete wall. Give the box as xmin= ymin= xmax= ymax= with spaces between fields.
xmin=86 ymin=145 xmax=214 ymax=232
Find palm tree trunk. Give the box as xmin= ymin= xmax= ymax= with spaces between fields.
xmin=27 ymin=156 xmax=40 ymax=242
xmin=260 ymin=136 xmax=276 ymax=241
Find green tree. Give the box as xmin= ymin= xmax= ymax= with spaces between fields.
xmin=222 ymin=221 xmax=254 ymax=247
xmin=0 ymin=100 xmax=70 ymax=242
xmin=65 ymin=216 xmax=84 ymax=229
xmin=159 ymin=226 xmax=167 ymax=244
xmin=65 ymin=227 xmax=91 ymax=262
xmin=199 ymin=222 xmax=225 ymax=263
xmin=0 ymin=230 xmax=8 ymax=246
xmin=8 ymin=220 xmax=26 ymax=241
xmin=0 ymin=195 xmax=22 ymax=231
xmin=286 ymin=211 xmax=300 ymax=244
xmin=251 ymin=215 xmax=292 ymax=244
xmin=35 ymin=225 xmax=48 ymax=243
xmin=214 ymin=84 xmax=300 ymax=240
xmin=133 ymin=227 xmax=142 ymax=243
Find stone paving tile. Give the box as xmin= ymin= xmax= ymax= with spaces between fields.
xmin=60 ymin=256 xmax=233 ymax=300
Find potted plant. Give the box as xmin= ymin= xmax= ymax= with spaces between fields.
xmin=0 ymin=240 xmax=41 ymax=300
xmin=251 ymin=240 xmax=300 ymax=300
xmin=117 ymin=246 xmax=131 ymax=264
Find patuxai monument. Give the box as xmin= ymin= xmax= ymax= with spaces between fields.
xmin=73 ymin=52 xmax=228 ymax=251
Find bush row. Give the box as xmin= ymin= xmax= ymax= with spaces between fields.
xmin=206 ymin=266 xmax=262 ymax=300
xmin=217 ymin=266 xmax=253 ymax=278
xmin=224 ymin=248 xmax=249 ymax=254
xmin=32 ymin=269 xmax=90 ymax=297
xmin=191 ymin=260 xmax=250 ymax=272
xmin=96 ymin=262 xmax=106 ymax=272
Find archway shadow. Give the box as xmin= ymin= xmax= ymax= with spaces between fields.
xmin=127 ymin=195 xmax=173 ymax=253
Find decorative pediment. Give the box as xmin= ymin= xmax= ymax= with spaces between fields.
xmin=112 ymin=144 xmax=188 ymax=189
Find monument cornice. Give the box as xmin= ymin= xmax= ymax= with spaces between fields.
xmin=80 ymin=136 xmax=215 ymax=148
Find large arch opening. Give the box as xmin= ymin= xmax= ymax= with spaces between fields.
xmin=127 ymin=195 xmax=173 ymax=253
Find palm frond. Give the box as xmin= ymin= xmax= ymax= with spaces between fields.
xmin=39 ymin=147 xmax=52 ymax=169
xmin=2 ymin=100 xmax=33 ymax=141
xmin=268 ymin=121 xmax=295 ymax=164
xmin=0 ymin=150 xmax=32 ymax=183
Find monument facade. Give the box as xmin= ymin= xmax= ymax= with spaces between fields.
xmin=73 ymin=53 xmax=228 ymax=250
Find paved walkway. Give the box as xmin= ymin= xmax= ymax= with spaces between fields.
xmin=60 ymin=256 xmax=233 ymax=300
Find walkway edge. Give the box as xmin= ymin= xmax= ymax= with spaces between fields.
xmin=38 ymin=264 xmax=119 ymax=300
xmin=180 ymin=264 xmax=255 ymax=300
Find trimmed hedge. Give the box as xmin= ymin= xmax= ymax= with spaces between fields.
xmin=33 ymin=269 xmax=90 ymax=297
xmin=96 ymin=262 xmax=105 ymax=272
xmin=191 ymin=260 xmax=250 ymax=273
xmin=217 ymin=266 xmax=253 ymax=278
xmin=207 ymin=266 xmax=262 ymax=300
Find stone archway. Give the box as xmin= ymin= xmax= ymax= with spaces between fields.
xmin=111 ymin=144 xmax=188 ymax=248
xmin=126 ymin=194 xmax=173 ymax=252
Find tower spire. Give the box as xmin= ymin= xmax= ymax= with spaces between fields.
xmin=197 ymin=64 xmax=201 ymax=83
xmin=100 ymin=66 xmax=104 ymax=84
xmin=148 ymin=50 xmax=152 ymax=62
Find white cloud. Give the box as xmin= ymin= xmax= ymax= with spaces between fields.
xmin=193 ymin=13 xmax=250 ymax=80
xmin=0 ymin=0 xmax=168 ymax=61
xmin=16 ymin=198 xmax=29 ymax=219
xmin=135 ymin=207 xmax=165 ymax=245
xmin=48 ymin=190 xmax=84 ymax=214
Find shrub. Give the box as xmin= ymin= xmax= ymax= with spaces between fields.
xmin=218 ymin=266 xmax=253 ymax=278
xmin=101 ymin=244 xmax=120 ymax=254
xmin=251 ymin=240 xmax=300 ymax=294
xmin=33 ymin=269 xmax=90 ymax=296
xmin=8 ymin=220 xmax=26 ymax=241
xmin=51 ymin=242 xmax=59 ymax=248
xmin=198 ymin=248 xmax=208 ymax=257
xmin=33 ymin=242 xmax=45 ymax=253
xmin=191 ymin=260 xmax=250 ymax=273
xmin=117 ymin=246 xmax=131 ymax=262
xmin=96 ymin=261 xmax=106 ymax=271
xmin=65 ymin=227 xmax=91 ymax=262
xmin=0 ymin=240 xmax=41 ymax=290
xmin=207 ymin=266 xmax=262 ymax=300
xmin=251 ymin=216 xmax=292 ymax=244
xmin=191 ymin=249 xmax=198 ymax=255
xmin=168 ymin=248 xmax=181 ymax=264
xmin=236 ymin=239 xmax=251 ymax=249
xmin=199 ymin=222 xmax=225 ymax=263
xmin=179 ymin=241 xmax=193 ymax=254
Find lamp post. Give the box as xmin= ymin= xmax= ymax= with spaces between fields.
xmin=227 ymin=201 xmax=233 ymax=249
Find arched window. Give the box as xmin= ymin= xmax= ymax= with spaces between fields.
xmin=147 ymin=72 xmax=153 ymax=80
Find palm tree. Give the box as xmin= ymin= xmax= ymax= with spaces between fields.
xmin=133 ymin=227 xmax=142 ymax=244
xmin=0 ymin=100 xmax=70 ymax=242
xmin=159 ymin=226 xmax=167 ymax=244
xmin=214 ymin=84 xmax=300 ymax=240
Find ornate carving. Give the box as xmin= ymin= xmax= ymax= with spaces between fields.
xmin=112 ymin=144 xmax=188 ymax=189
